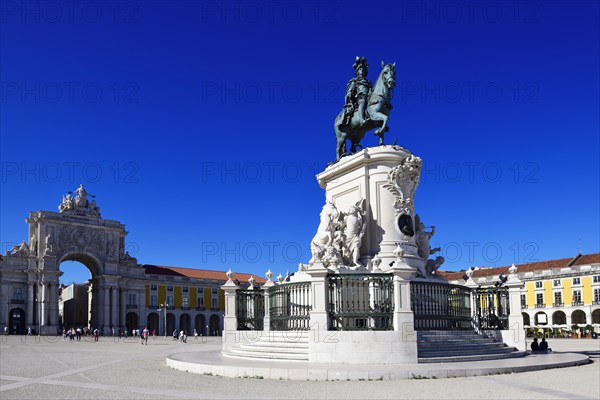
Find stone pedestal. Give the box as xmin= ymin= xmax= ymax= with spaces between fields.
xmin=316 ymin=146 xmax=423 ymax=270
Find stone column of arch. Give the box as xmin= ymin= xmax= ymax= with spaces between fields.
xmin=40 ymin=280 xmax=47 ymax=327
xmin=49 ymin=282 xmax=58 ymax=326
xmin=137 ymin=288 xmax=143 ymax=326
xmin=87 ymin=283 xmax=94 ymax=328
xmin=120 ymin=288 xmax=127 ymax=328
xmin=111 ymin=286 xmax=119 ymax=330
xmin=103 ymin=285 xmax=110 ymax=334
xmin=1 ymin=282 xmax=8 ymax=328
xmin=26 ymin=282 xmax=34 ymax=326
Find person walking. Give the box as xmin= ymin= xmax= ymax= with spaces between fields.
xmin=143 ymin=326 xmax=149 ymax=345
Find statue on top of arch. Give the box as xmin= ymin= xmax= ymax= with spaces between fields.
xmin=59 ymin=184 xmax=101 ymax=218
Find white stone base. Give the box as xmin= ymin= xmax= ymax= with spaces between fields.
xmin=308 ymin=330 xmax=418 ymax=364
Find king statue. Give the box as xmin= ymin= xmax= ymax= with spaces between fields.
xmin=334 ymin=56 xmax=396 ymax=162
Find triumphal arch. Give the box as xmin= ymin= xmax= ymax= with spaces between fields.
xmin=1 ymin=185 xmax=146 ymax=334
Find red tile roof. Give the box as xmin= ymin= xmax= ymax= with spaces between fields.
xmin=441 ymin=253 xmax=599 ymax=282
xmin=143 ymin=265 xmax=266 ymax=284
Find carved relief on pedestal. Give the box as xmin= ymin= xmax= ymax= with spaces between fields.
xmin=382 ymin=154 xmax=422 ymax=237
xmin=308 ymin=199 xmax=367 ymax=271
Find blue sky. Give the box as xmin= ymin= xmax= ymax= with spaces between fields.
xmin=1 ymin=1 xmax=599 ymax=285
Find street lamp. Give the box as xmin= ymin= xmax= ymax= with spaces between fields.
xmin=35 ymin=298 xmax=41 ymax=336
xmin=158 ymin=303 xmax=168 ymax=337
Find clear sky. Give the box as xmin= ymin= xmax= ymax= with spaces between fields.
xmin=1 ymin=1 xmax=599 ymax=285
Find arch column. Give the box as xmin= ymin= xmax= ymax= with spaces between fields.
xmin=120 ymin=288 xmax=127 ymax=327
xmin=1 ymin=282 xmax=9 ymax=328
xmin=40 ymin=280 xmax=47 ymax=327
xmin=103 ymin=285 xmax=110 ymax=333
xmin=26 ymin=282 xmax=34 ymax=326
xmin=49 ymin=282 xmax=58 ymax=326
xmin=111 ymin=286 xmax=119 ymax=329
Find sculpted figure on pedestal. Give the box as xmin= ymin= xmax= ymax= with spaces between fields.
xmin=334 ymin=57 xmax=396 ymax=161
xmin=73 ymin=184 xmax=93 ymax=207
xmin=425 ymin=256 xmax=445 ymax=277
xmin=309 ymin=200 xmax=368 ymax=270
xmin=30 ymin=235 xmax=37 ymax=255
xmin=415 ymin=214 xmax=440 ymax=261
xmin=58 ymin=184 xmax=101 ymax=218
xmin=342 ymin=200 xmax=367 ymax=267
xmin=9 ymin=241 xmax=29 ymax=257
xmin=59 ymin=194 xmax=74 ymax=212
xmin=44 ymin=234 xmax=55 ymax=256
xmin=309 ymin=202 xmax=340 ymax=266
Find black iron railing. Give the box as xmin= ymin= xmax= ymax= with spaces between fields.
xmin=474 ymin=286 xmax=509 ymax=330
xmin=328 ymin=274 xmax=394 ymax=331
xmin=269 ymin=282 xmax=311 ymax=330
xmin=236 ymin=289 xmax=264 ymax=330
xmin=411 ymin=281 xmax=472 ymax=330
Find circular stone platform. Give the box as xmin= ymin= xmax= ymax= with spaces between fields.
xmin=166 ymin=350 xmax=590 ymax=381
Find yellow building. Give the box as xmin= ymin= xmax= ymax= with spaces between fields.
xmin=443 ymin=253 xmax=600 ymax=329
xmin=141 ymin=265 xmax=263 ymax=336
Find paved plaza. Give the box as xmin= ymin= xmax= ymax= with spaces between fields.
xmin=0 ymin=335 xmax=598 ymax=399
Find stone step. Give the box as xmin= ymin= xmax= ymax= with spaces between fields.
xmin=225 ymin=348 xmax=308 ymax=361
xmin=251 ymin=332 xmax=309 ymax=342
xmin=418 ymin=344 xmax=507 ymax=351
xmin=417 ymin=338 xmax=496 ymax=344
xmin=417 ymin=332 xmax=490 ymax=337
xmin=417 ymin=339 xmax=502 ymax=346
xmin=418 ymin=350 xmax=527 ymax=363
xmin=418 ymin=346 xmax=517 ymax=357
xmin=238 ymin=343 xmax=309 ymax=353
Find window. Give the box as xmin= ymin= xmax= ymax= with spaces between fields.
xmin=167 ymin=295 xmax=173 ymax=306
xmin=535 ymin=281 xmax=542 ymax=289
xmin=150 ymin=284 xmax=157 ymax=291
xmin=183 ymin=286 xmax=188 ymax=293
xmin=520 ymin=294 xmax=526 ymax=308
xmin=150 ymin=295 xmax=158 ymax=307
xmin=573 ymin=277 xmax=581 ymax=285
xmin=197 ymin=290 xmax=204 ymax=309
xmin=13 ymin=288 xmax=23 ymax=301
xmin=594 ymin=288 xmax=600 ymax=303
xmin=128 ymin=294 xmax=136 ymax=305
xmin=593 ymin=275 xmax=600 ymax=283
xmin=211 ymin=297 xmax=218 ymax=309
xmin=553 ymin=279 xmax=561 ymax=287
xmin=212 ymin=288 xmax=218 ymax=295
xmin=182 ymin=296 xmax=189 ymax=308
xmin=536 ymin=293 xmax=544 ymax=306
xmin=167 ymin=285 xmax=173 ymax=292
xmin=572 ymin=290 xmax=582 ymax=304
xmin=553 ymin=292 xmax=562 ymax=306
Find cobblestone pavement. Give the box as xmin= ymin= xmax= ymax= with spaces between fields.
xmin=1 ymin=335 xmax=598 ymax=399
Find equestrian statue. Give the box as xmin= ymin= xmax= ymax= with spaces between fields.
xmin=334 ymin=57 xmax=396 ymax=162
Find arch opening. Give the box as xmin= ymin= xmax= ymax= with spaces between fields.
xmin=59 ymin=260 xmax=94 ymax=330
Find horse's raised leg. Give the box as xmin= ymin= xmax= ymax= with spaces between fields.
xmin=369 ymin=110 xmax=388 ymax=145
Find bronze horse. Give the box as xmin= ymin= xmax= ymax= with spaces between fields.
xmin=334 ymin=62 xmax=396 ymax=161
